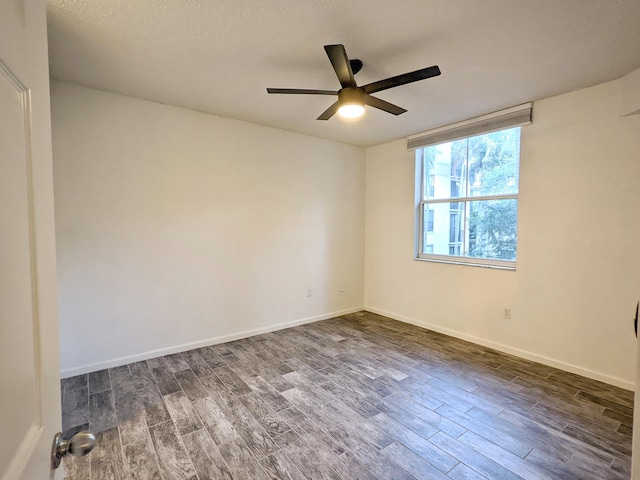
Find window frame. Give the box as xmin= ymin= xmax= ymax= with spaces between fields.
xmin=414 ymin=134 xmax=519 ymax=270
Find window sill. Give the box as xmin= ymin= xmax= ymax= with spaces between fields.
xmin=414 ymin=256 xmax=516 ymax=271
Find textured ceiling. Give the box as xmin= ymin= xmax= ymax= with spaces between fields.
xmin=47 ymin=0 xmax=640 ymax=147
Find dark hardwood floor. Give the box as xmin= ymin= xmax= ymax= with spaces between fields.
xmin=61 ymin=311 xmax=633 ymax=479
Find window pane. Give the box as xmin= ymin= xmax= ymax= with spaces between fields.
xmin=422 ymin=202 xmax=464 ymax=256
xmin=449 ymin=213 xmax=459 ymax=242
xmin=422 ymin=140 xmax=468 ymax=199
xmin=467 ymin=128 xmax=520 ymax=196
xmin=466 ymin=199 xmax=518 ymax=261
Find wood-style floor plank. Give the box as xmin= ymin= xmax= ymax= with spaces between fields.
xmin=149 ymin=420 xmax=196 ymax=479
xmin=122 ymin=437 xmax=162 ymax=480
xmin=281 ymin=387 xmax=342 ymax=429
xmin=381 ymin=441 xmax=451 ymax=480
xmin=181 ymin=349 xmax=215 ymax=378
xmin=129 ymin=361 xmax=171 ymax=427
xmin=333 ymin=451 xmax=379 ymax=480
xmin=328 ymin=424 xmax=414 ymax=480
xmin=240 ymin=392 xmax=292 ymax=437
xmin=218 ymin=437 xmax=271 ymax=480
xmin=274 ymin=430 xmax=343 ymax=480
xmin=90 ymin=428 xmax=125 ymax=480
xmin=110 ymin=367 xmax=148 ymax=446
xmin=150 ymin=366 xmax=181 ymax=396
xmin=457 ymin=430 xmax=553 ymax=480
xmin=175 ymin=370 xmax=239 ymax=445
xmin=63 ymin=451 xmax=90 ymax=480
xmin=436 ymin=403 xmax=534 ymax=458
xmin=447 ymin=462 xmax=489 ymax=480
xmin=164 ymin=353 xmax=190 ymax=373
xmin=429 ymin=431 xmax=525 ymax=480
xmin=89 ymin=389 xmax=117 ymax=432
xmin=163 ymin=391 xmax=203 ymax=435
xmin=260 ymin=450 xmax=307 ymax=480
xmin=371 ymin=412 xmax=458 ymax=473
xmin=61 ymin=385 xmax=88 ymax=432
xmin=182 ymin=428 xmax=234 ymax=480
xmin=88 ymin=369 xmax=111 ymax=394
xmin=194 ymin=345 xmax=226 ymax=368
xmin=62 ymin=374 xmax=87 ymax=392
xmin=277 ymin=406 xmax=346 ymax=456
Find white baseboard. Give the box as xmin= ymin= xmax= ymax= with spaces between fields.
xmin=365 ymin=306 xmax=634 ymax=391
xmin=60 ymin=306 xmax=364 ymax=378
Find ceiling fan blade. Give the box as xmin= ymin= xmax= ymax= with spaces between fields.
xmin=364 ymin=94 xmax=407 ymax=115
xmin=267 ymin=88 xmax=338 ymax=95
xmin=317 ymin=101 xmax=340 ymax=121
xmin=362 ymin=65 xmax=441 ymax=94
xmin=324 ymin=44 xmax=357 ymax=89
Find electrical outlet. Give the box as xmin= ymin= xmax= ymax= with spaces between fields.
xmin=307 ymin=288 xmax=312 ymax=297
xmin=503 ymin=308 xmax=512 ymax=320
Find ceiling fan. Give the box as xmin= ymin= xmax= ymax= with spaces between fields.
xmin=267 ymin=44 xmax=441 ymax=120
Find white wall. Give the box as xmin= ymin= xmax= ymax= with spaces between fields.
xmin=621 ymin=66 xmax=640 ymax=116
xmin=52 ymin=81 xmax=365 ymax=376
xmin=365 ymin=79 xmax=640 ymax=388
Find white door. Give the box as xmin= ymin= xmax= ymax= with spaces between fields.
xmin=1 ymin=1 xmax=64 ymax=479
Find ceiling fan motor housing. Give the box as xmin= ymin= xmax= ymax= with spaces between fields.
xmin=338 ymin=88 xmax=365 ymax=107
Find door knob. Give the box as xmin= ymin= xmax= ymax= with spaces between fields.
xmin=51 ymin=431 xmax=97 ymax=469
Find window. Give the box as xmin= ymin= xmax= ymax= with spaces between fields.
xmin=416 ymin=126 xmax=521 ymax=268
xmin=428 ymin=174 xmax=435 ymax=197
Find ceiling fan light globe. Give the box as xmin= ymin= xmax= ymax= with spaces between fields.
xmin=338 ymin=103 xmax=365 ymax=119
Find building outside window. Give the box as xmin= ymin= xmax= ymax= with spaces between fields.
xmin=428 ymin=174 xmax=435 ymax=197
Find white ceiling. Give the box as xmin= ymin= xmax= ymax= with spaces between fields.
xmin=47 ymin=0 xmax=640 ymax=147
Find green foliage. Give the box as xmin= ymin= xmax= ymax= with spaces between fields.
xmin=466 ymin=129 xmax=520 ymax=260
xmin=468 ymin=199 xmax=517 ymax=260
